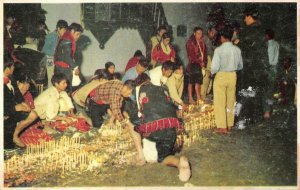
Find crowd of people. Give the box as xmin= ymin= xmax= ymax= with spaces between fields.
xmin=3 ymin=5 xmax=296 ymax=182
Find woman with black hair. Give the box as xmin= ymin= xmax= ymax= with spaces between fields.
xmin=3 ymin=61 xmax=32 ymax=148
xmin=186 ymin=27 xmax=207 ymax=104
xmin=104 ymin=61 xmax=115 ymax=80
xmin=14 ymin=71 xmax=34 ymax=109
xmin=151 ymin=32 xmax=176 ymax=68
xmin=14 ymin=72 xmax=54 ymax=146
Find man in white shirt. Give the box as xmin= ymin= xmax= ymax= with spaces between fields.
xmin=263 ymin=29 xmax=279 ymax=119
xmin=34 ymin=76 xmax=74 ymax=121
xmin=149 ymin=61 xmax=174 ymax=86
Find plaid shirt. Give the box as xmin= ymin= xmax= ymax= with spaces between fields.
xmin=91 ymin=80 xmax=124 ymax=122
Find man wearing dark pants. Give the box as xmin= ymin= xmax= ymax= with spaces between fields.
xmin=54 ymin=23 xmax=83 ymax=93
xmin=87 ymin=100 xmax=110 ymax=129
xmin=88 ymin=80 xmax=135 ymax=128
xmin=42 ymin=20 xmax=68 ymax=88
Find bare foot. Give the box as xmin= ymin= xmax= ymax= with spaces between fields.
xmin=178 ymin=156 xmax=191 ymax=182
xmin=128 ymin=155 xmax=146 ymax=166
xmin=13 ymin=137 xmax=25 ymax=148
xmin=189 ymin=99 xmax=196 ymax=105
xmin=136 ymin=157 xmax=146 ymax=166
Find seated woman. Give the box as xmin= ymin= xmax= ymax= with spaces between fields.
xmin=135 ymin=75 xmax=191 ymax=182
xmin=14 ymin=72 xmax=54 ymax=145
xmin=14 ymin=73 xmax=77 ymax=147
xmin=104 ymin=62 xmax=115 ymax=80
xmin=4 ymin=60 xmax=32 ymax=148
xmin=166 ymin=62 xmax=187 ymax=111
xmin=14 ymin=71 xmax=34 ymax=109
xmin=151 ymin=32 xmax=176 ymax=68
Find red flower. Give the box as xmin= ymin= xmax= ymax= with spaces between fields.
xmin=3 ymin=77 xmax=10 ymax=84
xmin=142 ymin=97 xmax=149 ymax=104
xmin=166 ymin=96 xmax=171 ymax=102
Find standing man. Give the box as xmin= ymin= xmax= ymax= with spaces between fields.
xmin=4 ymin=14 xmax=16 ymax=56
xmin=186 ymin=27 xmax=207 ymax=104
xmin=54 ymin=23 xmax=83 ymax=93
xmin=238 ymin=5 xmax=268 ymax=123
xmin=277 ymin=57 xmax=296 ymax=105
xmin=263 ymin=29 xmax=279 ymax=119
xmin=239 ymin=5 xmax=265 ymax=90
xmin=42 ymin=20 xmax=68 ymax=88
xmin=211 ymin=27 xmax=243 ymax=134
xmin=202 ymin=26 xmax=217 ymax=99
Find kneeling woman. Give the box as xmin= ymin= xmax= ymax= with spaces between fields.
xmin=135 ymin=74 xmax=191 ymax=182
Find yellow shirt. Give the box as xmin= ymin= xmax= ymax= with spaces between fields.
xmin=151 ymin=35 xmax=161 ymax=50
xmin=166 ymin=73 xmax=184 ymax=104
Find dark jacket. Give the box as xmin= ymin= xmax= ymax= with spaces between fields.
xmin=239 ymin=21 xmax=268 ymax=89
xmin=54 ymin=31 xmax=78 ymax=69
xmin=4 ymin=27 xmax=14 ymax=55
xmin=4 ymin=78 xmax=28 ymax=149
xmin=4 ymin=79 xmax=24 ymax=118
xmin=186 ymin=34 xmax=207 ymax=72
xmin=139 ymin=84 xmax=177 ymax=123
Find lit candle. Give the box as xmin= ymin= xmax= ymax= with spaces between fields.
xmin=62 ymin=160 xmax=65 ymax=173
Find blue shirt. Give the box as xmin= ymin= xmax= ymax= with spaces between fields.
xmin=42 ymin=31 xmax=59 ymax=56
xmin=122 ymin=67 xmax=149 ymax=82
xmin=211 ymin=42 xmax=243 ymax=75
xmin=122 ymin=67 xmax=139 ymax=82
xmin=122 ymin=67 xmax=149 ymax=101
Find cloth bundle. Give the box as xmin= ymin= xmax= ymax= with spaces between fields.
xmin=49 ymin=117 xmax=91 ymax=132
xmin=20 ymin=122 xmax=54 ymax=145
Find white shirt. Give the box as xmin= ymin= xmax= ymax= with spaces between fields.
xmin=34 ymin=87 xmax=74 ymax=121
xmin=267 ymin=39 xmax=279 ymax=66
xmin=149 ymin=66 xmax=168 ymax=86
